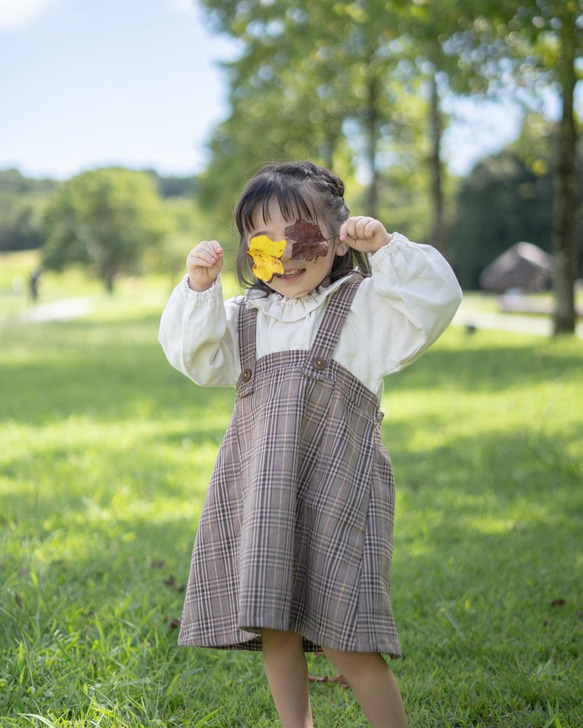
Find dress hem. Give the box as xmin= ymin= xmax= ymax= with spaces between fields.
xmin=177 ymin=622 xmax=402 ymax=659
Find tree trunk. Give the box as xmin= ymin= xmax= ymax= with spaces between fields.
xmin=429 ymin=70 xmax=447 ymax=257
xmin=321 ymin=128 xmax=336 ymax=171
xmin=103 ymin=268 xmax=115 ymax=295
xmin=552 ymin=17 xmax=579 ymax=335
xmin=365 ymin=70 xmax=380 ymax=219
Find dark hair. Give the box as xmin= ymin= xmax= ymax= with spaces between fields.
xmin=234 ymin=161 xmax=371 ymax=292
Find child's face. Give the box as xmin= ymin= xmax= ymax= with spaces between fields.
xmin=248 ymin=199 xmax=343 ymax=298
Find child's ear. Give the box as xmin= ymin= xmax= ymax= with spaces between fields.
xmin=335 ymin=240 xmax=349 ymax=256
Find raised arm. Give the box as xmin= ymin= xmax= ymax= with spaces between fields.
xmin=159 ymin=242 xmax=241 ymax=387
xmin=342 ymin=223 xmax=462 ymax=379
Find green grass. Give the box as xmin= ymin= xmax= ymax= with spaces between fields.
xmin=462 ymin=290 xmax=583 ymax=316
xmin=0 ymin=259 xmax=582 ymax=727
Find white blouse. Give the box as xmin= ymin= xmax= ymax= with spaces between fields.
xmin=158 ymin=233 xmax=463 ymax=399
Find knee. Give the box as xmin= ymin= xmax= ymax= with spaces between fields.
xmin=262 ymin=628 xmax=303 ymax=649
xmin=322 ymin=646 xmax=386 ymax=678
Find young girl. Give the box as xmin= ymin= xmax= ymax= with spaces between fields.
xmin=159 ymin=161 xmax=462 ymax=728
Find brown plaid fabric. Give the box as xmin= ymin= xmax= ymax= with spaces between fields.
xmin=178 ymin=275 xmax=401 ymax=657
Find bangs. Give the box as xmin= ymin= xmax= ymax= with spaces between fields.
xmin=235 ymin=174 xmax=322 ymax=237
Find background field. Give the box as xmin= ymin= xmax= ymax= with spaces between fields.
xmin=1 ymin=256 xmax=582 ymax=727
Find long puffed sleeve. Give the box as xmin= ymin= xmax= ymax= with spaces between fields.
xmin=342 ymin=234 xmax=462 ymax=384
xmin=158 ymin=276 xmax=241 ymax=387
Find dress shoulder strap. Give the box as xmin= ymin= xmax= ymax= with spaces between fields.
xmin=237 ymin=297 xmax=258 ymax=395
xmin=308 ymin=273 xmax=364 ymax=371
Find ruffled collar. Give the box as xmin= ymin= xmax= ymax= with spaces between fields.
xmin=246 ymin=273 xmax=356 ymax=322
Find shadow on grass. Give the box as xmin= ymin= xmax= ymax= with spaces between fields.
xmin=387 ymin=332 xmax=583 ymax=394
xmin=383 ymin=420 xmax=583 ymax=488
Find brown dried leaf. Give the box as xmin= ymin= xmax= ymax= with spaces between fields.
xmin=308 ymin=672 xmax=350 ymax=689
xmin=550 ymin=598 xmax=566 ymax=607
xmin=285 ymin=219 xmax=329 ymax=261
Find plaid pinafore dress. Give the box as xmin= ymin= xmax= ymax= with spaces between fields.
xmin=178 ymin=275 xmax=402 ymax=657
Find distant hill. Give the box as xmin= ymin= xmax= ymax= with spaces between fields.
xmin=0 ymin=167 xmax=196 ymax=199
xmin=0 ymin=168 xmax=60 ymax=196
xmin=146 ymin=169 xmax=197 ymax=199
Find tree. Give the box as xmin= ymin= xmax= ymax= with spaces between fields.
xmin=449 ymin=150 xmax=554 ymax=289
xmin=0 ymin=169 xmax=59 ymax=251
xmin=197 ymin=0 xmax=424 ymax=222
xmin=42 ymin=168 xmax=168 ymax=293
xmin=0 ymin=196 xmax=45 ymax=252
xmin=145 ymin=197 xmax=216 ymax=287
xmin=197 ymin=0 xmax=507 ymax=258
xmin=454 ymin=0 xmax=582 ymax=332
xmin=448 ymin=114 xmax=583 ymax=289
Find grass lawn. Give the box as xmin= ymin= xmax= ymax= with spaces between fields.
xmin=0 ymin=258 xmax=582 ymax=727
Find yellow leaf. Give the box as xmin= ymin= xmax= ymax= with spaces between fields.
xmin=248 ymin=235 xmax=286 ymax=282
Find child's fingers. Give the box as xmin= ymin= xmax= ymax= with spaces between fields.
xmin=187 ymin=249 xmax=213 ymax=269
xmin=339 ymin=217 xmax=390 ymax=253
xmin=341 ymin=216 xmax=369 ymax=242
xmin=187 ymin=241 xmax=223 ymax=268
xmin=185 ymin=241 xmax=224 ymax=291
xmin=364 ymin=218 xmax=380 ymax=238
xmin=339 ymin=218 xmax=354 ymax=241
xmin=355 ymin=217 xmax=379 ymax=239
xmin=353 ymin=217 xmax=369 ymax=239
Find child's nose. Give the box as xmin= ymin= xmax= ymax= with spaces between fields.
xmin=281 ymin=239 xmax=293 ymax=260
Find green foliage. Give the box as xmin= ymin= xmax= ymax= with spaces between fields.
xmin=146 ymin=170 xmax=197 ymax=199
xmin=196 ymin=0 xmax=508 ymax=230
xmin=0 ymin=267 xmax=581 ymax=725
xmin=42 ymin=169 xmax=169 ymax=293
xmin=449 ymin=116 xmax=583 ymax=289
xmin=0 ymin=170 xmax=60 ymax=253
xmin=144 ymin=198 xmax=222 ymax=283
xmin=196 ymin=0 xmax=446 ymax=222
xmin=452 ymin=1 xmax=582 ymax=329
xmin=449 ymin=151 xmax=554 ymax=289
xmin=0 ymin=169 xmax=58 ymax=197
xmin=0 ymin=197 xmax=45 ymax=253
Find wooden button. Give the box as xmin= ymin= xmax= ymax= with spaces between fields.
xmin=312 ymin=357 xmax=326 ymax=370
xmin=241 ymin=368 xmax=252 ymax=382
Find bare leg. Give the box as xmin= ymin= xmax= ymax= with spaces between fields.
xmin=262 ymin=629 xmax=313 ymax=728
xmin=322 ymin=647 xmax=407 ymax=728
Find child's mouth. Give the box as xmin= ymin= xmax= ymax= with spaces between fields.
xmin=276 ymin=269 xmax=305 ymax=281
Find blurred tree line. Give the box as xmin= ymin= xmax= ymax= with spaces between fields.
xmin=0 ymin=1 xmax=580 ymax=331
xmin=195 ymin=0 xmax=582 ymax=334
xmin=0 ymin=170 xmax=59 ymax=252
xmin=0 ymin=167 xmax=208 ymax=294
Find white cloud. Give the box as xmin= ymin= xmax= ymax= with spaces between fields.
xmin=170 ymin=0 xmax=197 ymax=17
xmin=0 ymin=0 xmax=57 ymax=31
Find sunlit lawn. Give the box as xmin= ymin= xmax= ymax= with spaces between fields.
xmin=0 ymin=256 xmax=582 ymax=727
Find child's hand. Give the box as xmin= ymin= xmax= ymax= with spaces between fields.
xmin=339 ymin=217 xmax=392 ymax=254
xmin=186 ymin=241 xmax=224 ymax=292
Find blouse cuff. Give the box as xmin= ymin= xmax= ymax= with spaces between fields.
xmin=182 ymin=274 xmax=223 ymax=304
xmin=369 ymin=232 xmax=409 ymax=269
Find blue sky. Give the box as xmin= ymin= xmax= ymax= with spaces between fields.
xmin=0 ymin=0 xmax=544 ymax=181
